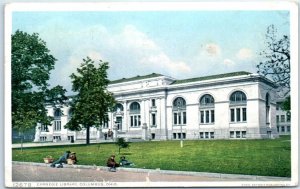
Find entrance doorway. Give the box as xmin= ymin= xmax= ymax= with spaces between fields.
xmin=116 ymin=117 xmax=122 ymax=130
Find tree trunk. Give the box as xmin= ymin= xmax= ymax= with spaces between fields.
xmin=86 ymin=125 xmax=90 ymax=145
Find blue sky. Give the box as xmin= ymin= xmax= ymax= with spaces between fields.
xmin=12 ymin=10 xmax=290 ymax=93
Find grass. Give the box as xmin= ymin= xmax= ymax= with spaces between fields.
xmin=12 ymin=136 xmax=291 ymax=177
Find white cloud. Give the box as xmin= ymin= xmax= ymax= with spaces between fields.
xmin=236 ymin=48 xmax=253 ymax=60
xmin=223 ymin=59 xmax=235 ymax=66
xmin=203 ymin=43 xmax=221 ymax=57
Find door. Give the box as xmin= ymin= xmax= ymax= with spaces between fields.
xmin=116 ymin=117 xmax=122 ymax=130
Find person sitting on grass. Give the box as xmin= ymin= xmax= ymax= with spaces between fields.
xmin=68 ymin=152 xmax=78 ymax=164
xmin=119 ymin=156 xmax=134 ymax=167
xmin=50 ymin=151 xmax=71 ymax=168
xmin=107 ymin=154 xmax=119 ymax=172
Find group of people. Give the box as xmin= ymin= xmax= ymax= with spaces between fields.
xmin=106 ymin=154 xmax=134 ymax=172
xmin=50 ymin=151 xmax=77 ymax=168
xmin=104 ymin=129 xmax=114 ymax=140
xmin=50 ymin=150 xmax=134 ymax=172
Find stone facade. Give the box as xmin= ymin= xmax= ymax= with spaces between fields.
xmin=34 ymin=71 xmax=280 ymax=142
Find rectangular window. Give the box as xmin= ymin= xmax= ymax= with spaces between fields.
xmin=138 ymin=115 xmax=141 ymax=126
xmin=281 ymin=126 xmax=285 ymax=132
xmin=281 ymin=115 xmax=285 ymax=123
xmin=210 ymin=132 xmax=214 ymax=139
xmin=183 ymin=112 xmax=186 ymax=124
xmin=178 ymin=113 xmax=182 ymax=124
xmin=230 ymin=131 xmax=234 ymax=138
xmin=287 ymin=126 xmax=290 ymax=132
xmin=276 ymin=115 xmax=280 ymax=123
xmin=151 ymin=113 xmax=156 ymax=126
xmin=236 ymin=131 xmax=241 ymax=138
xmin=205 ymin=132 xmax=209 ymax=139
xmin=174 ymin=113 xmax=177 ymax=125
xmin=200 ymin=132 xmax=204 ymax=139
xmin=277 ymin=126 xmax=279 ymax=132
xmin=178 ymin=133 xmax=182 ymax=139
xmin=151 ymin=133 xmax=155 ymax=139
xmin=134 ymin=116 xmax=137 ymax=126
xmin=242 ymin=108 xmax=247 ymax=121
xmin=200 ymin=111 xmax=204 ymax=123
xmin=236 ymin=108 xmax=241 ymax=122
xmin=242 ymin=131 xmax=246 ymax=138
xmin=173 ymin=133 xmax=176 ymax=139
xmin=211 ymin=110 xmax=215 ymax=123
xmin=205 ymin=110 xmax=209 ymax=123
xmin=130 ymin=116 xmax=134 ymax=126
xmin=230 ymin=109 xmax=235 ymax=122
xmin=287 ymin=113 xmax=291 ymax=122
xmin=151 ymin=99 xmax=156 ymax=107
xmin=183 ymin=133 xmax=186 ymax=139
xmin=54 ymin=121 xmax=61 ymax=131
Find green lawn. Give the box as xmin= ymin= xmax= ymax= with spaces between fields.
xmin=12 ymin=136 xmax=291 ymax=177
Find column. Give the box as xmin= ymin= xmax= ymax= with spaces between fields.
xmin=34 ymin=123 xmax=41 ymax=142
xmin=123 ymin=101 xmax=128 ymax=131
xmin=113 ymin=125 xmax=118 ymax=141
xmin=142 ymin=123 xmax=148 ymax=140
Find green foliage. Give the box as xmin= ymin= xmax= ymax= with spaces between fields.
xmin=257 ymin=25 xmax=290 ymax=95
xmin=65 ymin=57 xmax=115 ymax=144
xmin=281 ymin=96 xmax=291 ymax=111
xmin=11 ymin=30 xmax=67 ymax=142
xmin=115 ymin=137 xmax=130 ymax=154
xmin=12 ymin=137 xmax=291 ymax=177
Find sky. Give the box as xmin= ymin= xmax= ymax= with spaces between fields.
xmin=12 ymin=9 xmax=290 ymax=94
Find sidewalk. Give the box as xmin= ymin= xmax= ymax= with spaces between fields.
xmin=12 ymin=161 xmax=291 ymax=182
xmin=12 ymin=139 xmax=110 ymax=148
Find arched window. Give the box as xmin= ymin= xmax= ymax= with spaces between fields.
xmin=53 ymin=109 xmax=62 ymax=131
xmin=115 ymin=103 xmax=124 ymax=112
xmin=129 ymin=102 xmax=141 ymax=127
xmin=199 ymin=94 xmax=215 ymax=124
xmin=230 ymin=91 xmax=247 ymax=104
xmin=266 ymin=93 xmax=270 ymax=124
xmin=229 ymin=91 xmax=247 ymax=123
xmin=172 ymin=97 xmax=187 ymax=126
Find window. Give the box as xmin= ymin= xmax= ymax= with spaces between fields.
xmin=54 ymin=109 xmax=62 ymax=131
xmin=281 ymin=115 xmax=285 ymax=123
xmin=281 ymin=126 xmax=285 ymax=132
xmin=287 ymin=126 xmax=290 ymax=132
xmin=151 ymin=113 xmax=156 ymax=126
xmin=210 ymin=132 xmax=214 ymax=139
xmin=103 ymin=114 xmax=109 ymax=128
xmin=242 ymin=131 xmax=246 ymax=138
xmin=130 ymin=102 xmax=141 ymax=127
xmin=151 ymin=99 xmax=156 ymax=107
xmin=54 ymin=120 xmax=61 ymax=131
xmin=236 ymin=131 xmax=241 ymax=138
xmin=41 ymin=124 xmax=48 ymax=132
xmin=200 ymin=132 xmax=204 ymax=139
xmin=230 ymin=131 xmax=234 ymax=138
xmin=173 ymin=133 xmax=177 ymax=139
xmin=230 ymin=91 xmax=247 ymax=122
xmin=287 ymin=113 xmax=291 ymax=122
xmin=173 ymin=97 xmax=187 ymax=126
xmin=151 ymin=133 xmax=155 ymax=139
xmin=115 ymin=103 xmax=124 ymax=112
xmin=40 ymin=136 xmax=47 ymax=141
xmin=53 ymin=136 xmax=61 ymax=141
xmin=199 ymin=94 xmax=215 ymax=124
xmin=276 ymin=115 xmax=280 ymax=123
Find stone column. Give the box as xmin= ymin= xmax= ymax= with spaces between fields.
xmin=113 ymin=125 xmax=118 ymax=141
xmin=142 ymin=123 xmax=148 ymax=140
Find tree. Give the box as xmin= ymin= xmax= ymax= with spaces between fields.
xmin=115 ymin=137 xmax=130 ymax=154
xmin=65 ymin=57 xmax=115 ymax=144
xmin=257 ymin=25 xmax=290 ymax=110
xmin=12 ymin=30 xmax=67 ymax=150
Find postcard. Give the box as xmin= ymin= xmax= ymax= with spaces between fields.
xmin=4 ymin=1 xmax=298 ymax=188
